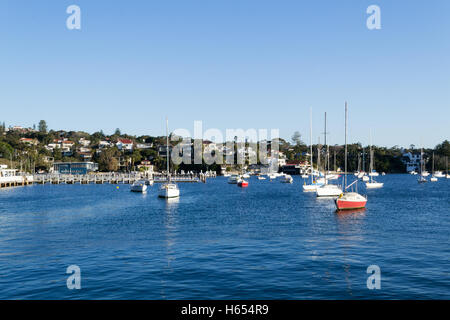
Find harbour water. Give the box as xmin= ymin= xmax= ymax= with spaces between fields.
xmin=0 ymin=175 xmax=448 ymax=299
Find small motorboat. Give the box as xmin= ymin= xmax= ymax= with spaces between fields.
xmin=362 ymin=175 xmax=370 ymax=182
xmin=130 ymin=180 xmax=148 ymax=193
xmin=418 ymin=176 xmax=428 ymax=183
xmin=430 ymin=176 xmax=438 ymax=182
xmin=268 ymin=173 xmax=277 ymax=180
xmin=434 ymin=171 xmax=445 ymax=178
xmin=228 ymin=174 xmax=240 ymax=184
xmin=280 ymin=174 xmax=293 ymax=183
xmin=237 ymin=179 xmax=249 ymax=187
xmin=158 ymin=182 xmax=180 ymax=198
xmin=257 ymin=176 xmax=266 ymax=180
xmin=242 ymin=173 xmax=251 ymax=179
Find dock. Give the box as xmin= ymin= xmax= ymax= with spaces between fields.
xmin=31 ymin=172 xmax=214 ymax=185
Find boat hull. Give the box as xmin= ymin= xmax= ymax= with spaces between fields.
xmin=303 ymin=184 xmax=322 ymax=192
xmin=335 ymin=193 xmax=367 ymax=210
xmin=238 ymin=181 xmax=249 ymax=187
xmin=335 ymin=199 xmax=367 ymax=210
xmin=130 ymin=182 xmax=147 ymax=193
xmin=316 ymin=185 xmax=342 ymax=197
xmin=365 ymin=182 xmax=384 ymax=189
xmin=158 ymin=184 xmax=180 ymax=198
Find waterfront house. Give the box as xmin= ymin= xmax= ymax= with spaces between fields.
xmin=19 ymin=137 xmax=38 ymax=146
xmin=53 ymin=162 xmax=99 ymax=174
xmin=79 ymin=137 xmax=91 ymax=147
xmin=98 ymin=140 xmax=112 ymax=148
xmin=116 ymin=138 xmax=133 ymax=152
xmin=401 ymin=152 xmax=423 ymax=172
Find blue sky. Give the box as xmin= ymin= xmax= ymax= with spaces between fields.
xmin=0 ymin=0 xmax=448 ymax=147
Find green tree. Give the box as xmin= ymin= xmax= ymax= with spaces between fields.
xmin=0 ymin=142 xmax=14 ymax=159
xmin=291 ymin=131 xmax=304 ymax=146
xmin=98 ymin=147 xmax=120 ymax=171
xmin=38 ymin=120 xmax=48 ymax=133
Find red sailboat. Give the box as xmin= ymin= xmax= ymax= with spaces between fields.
xmin=335 ymin=102 xmax=367 ymax=211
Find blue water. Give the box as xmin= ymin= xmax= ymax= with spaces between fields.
xmin=0 ymin=175 xmax=448 ymax=299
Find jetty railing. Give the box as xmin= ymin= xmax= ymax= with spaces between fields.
xmin=31 ymin=171 xmax=216 ymax=185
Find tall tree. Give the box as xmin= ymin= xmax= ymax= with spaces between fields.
xmin=38 ymin=120 xmax=48 ymax=133
xmin=291 ymin=131 xmax=304 ymax=146
xmin=98 ymin=147 xmax=119 ymax=171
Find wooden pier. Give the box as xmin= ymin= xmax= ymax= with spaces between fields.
xmin=31 ymin=172 xmax=214 ymax=185
xmin=0 ymin=168 xmax=34 ymax=189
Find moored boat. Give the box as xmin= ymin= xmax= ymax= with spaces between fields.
xmin=158 ymin=118 xmax=180 ymax=199
xmin=280 ymin=174 xmax=293 ymax=183
xmin=316 ymin=184 xmax=342 ymax=197
xmin=365 ymin=181 xmax=384 ymax=189
xmin=335 ymin=102 xmax=367 ymax=211
xmin=130 ymin=180 xmax=148 ymax=193
xmin=158 ymin=182 xmax=180 ymax=198
xmin=228 ymin=174 xmax=240 ymax=184
xmin=335 ymin=192 xmax=367 ymax=210
xmin=434 ymin=171 xmax=445 ymax=178
xmin=237 ymin=178 xmax=249 ymax=187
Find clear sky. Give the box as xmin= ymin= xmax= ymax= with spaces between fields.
xmin=0 ymin=0 xmax=449 ymax=148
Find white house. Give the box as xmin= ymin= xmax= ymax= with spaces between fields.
xmin=116 ymin=138 xmax=133 ymax=152
xmin=401 ymin=152 xmax=423 ymax=172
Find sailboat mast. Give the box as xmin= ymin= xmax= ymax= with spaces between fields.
xmin=324 ymin=112 xmax=329 ymax=178
xmin=420 ymin=148 xmax=423 ymax=175
xmin=369 ymin=129 xmax=373 ymax=183
xmin=310 ymin=107 xmax=313 ymax=184
xmin=317 ymin=137 xmax=321 ymax=174
xmin=344 ymin=102 xmax=348 ymax=189
xmin=432 ymin=152 xmax=434 ymax=174
xmin=166 ymin=117 xmax=169 ymax=178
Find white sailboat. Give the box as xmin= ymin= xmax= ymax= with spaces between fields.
xmin=365 ymin=131 xmax=384 ymax=189
xmin=316 ymin=112 xmax=342 ymax=197
xmin=303 ymin=108 xmax=323 ymax=192
xmin=418 ymin=148 xmax=427 ymax=183
xmin=158 ymin=118 xmax=180 ymax=198
xmin=446 ymin=157 xmax=450 ymax=179
xmin=430 ymin=153 xmax=438 ymax=182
